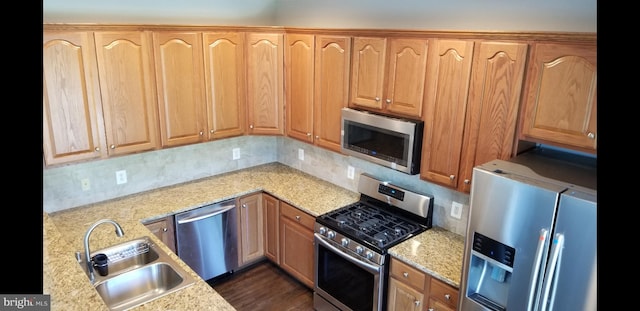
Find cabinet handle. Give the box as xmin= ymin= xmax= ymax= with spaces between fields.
xmin=242 ymin=204 xmax=247 ymax=208
xmin=110 ymin=144 xmax=115 ymax=149
xmin=162 ymin=228 xmax=167 ymax=232
xmin=94 ymin=147 xmax=100 ymax=152
xmin=315 ymin=135 xmax=319 ymax=140
xmin=210 ymin=129 xmax=214 ymax=133
xmin=295 ymin=215 xmax=301 ymax=221
xmin=444 ymin=294 xmax=451 ymax=300
xmin=464 ymin=179 xmax=470 ymax=184
xmin=414 ymin=300 xmax=420 ymax=306
xmin=375 ymin=97 xmax=380 ymax=102
xmin=587 ymin=132 xmax=595 ymax=139
xmin=199 ymin=131 xmax=204 ymax=136
xmin=428 ymin=308 xmax=434 ymax=311
xmin=403 ymin=272 xmax=408 ymax=278
xmin=449 ymin=175 xmax=455 ymax=180
xmin=249 ymin=124 xmax=254 ymax=129
xmin=307 ymin=133 xmax=311 ymax=137
xmin=386 ymin=99 xmax=391 ymax=104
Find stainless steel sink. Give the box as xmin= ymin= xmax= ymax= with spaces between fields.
xmin=76 ymin=236 xmax=196 ymax=310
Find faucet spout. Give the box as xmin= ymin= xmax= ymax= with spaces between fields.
xmin=84 ymin=219 xmax=125 ymax=282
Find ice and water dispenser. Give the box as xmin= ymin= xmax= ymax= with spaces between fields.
xmin=464 ymin=232 xmax=514 ymax=311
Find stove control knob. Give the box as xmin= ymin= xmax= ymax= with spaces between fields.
xmin=318 ymin=227 xmax=327 ymax=235
xmin=365 ymin=251 xmax=374 ymax=260
xmin=355 ymin=246 xmax=364 ymax=254
xmin=341 ymin=238 xmax=350 ymax=247
xmin=327 ymin=231 xmax=336 ymax=239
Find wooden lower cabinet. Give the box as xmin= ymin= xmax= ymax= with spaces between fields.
xmin=279 ymin=201 xmax=315 ymax=288
xmin=263 ymin=193 xmax=280 ymax=264
xmin=143 ymin=216 xmax=176 ymax=253
xmin=237 ymin=193 xmax=265 ymax=266
xmin=388 ymin=257 xmax=459 ymax=311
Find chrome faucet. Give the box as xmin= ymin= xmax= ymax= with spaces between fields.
xmin=84 ymin=219 xmax=124 ymax=282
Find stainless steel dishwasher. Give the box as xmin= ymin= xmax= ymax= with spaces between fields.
xmin=174 ymin=198 xmax=239 ymax=281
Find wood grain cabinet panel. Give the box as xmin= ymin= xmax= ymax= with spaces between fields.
xmin=246 ymin=32 xmax=284 ymax=135
xmin=262 ymin=193 xmax=280 ymax=264
xmin=285 ymin=34 xmax=315 ymax=143
xmin=519 ymin=42 xmax=597 ymax=153
xmin=144 ymin=216 xmax=176 ymax=254
xmin=279 ymin=201 xmax=314 ymax=288
xmin=94 ymin=31 xmax=160 ymax=156
xmin=43 ymin=31 xmax=107 ymax=166
xmin=350 ymin=37 xmax=428 ymax=118
xmin=153 ymin=31 xmax=207 ymax=147
xmin=238 ymin=193 xmax=265 ymax=266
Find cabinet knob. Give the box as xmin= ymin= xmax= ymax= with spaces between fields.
xmin=94 ymin=147 xmax=100 ymax=152
xmin=249 ymin=124 xmax=254 ymax=129
xmin=242 ymin=204 xmax=247 ymax=208
xmin=307 ymin=133 xmax=311 ymax=137
xmin=210 ymin=129 xmax=214 ymax=133
xmin=449 ymin=175 xmax=455 ymax=180
xmin=375 ymin=97 xmax=380 ymax=102
xmin=403 ymin=272 xmax=409 ymax=278
xmin=162 ymin=228 xmax=167 ymax=232
xmin=110 ymin=144 xmax=115 ymax=149
xmin=315 ymin=135 xmax=319 ymax=140
xmin=199 ymin=131 xmax=204 ymax=136
xmin=414 ymin=300 xmax=420 ymax=306
xmin=464 ymin=179 xmax=470 ymax=184
xmin=587 ymin=132 xmax=595 ymax=139
xmin=295 ymin=215 xmax=301 ymax=221
xmin=386 ymin=99 xmax=391 ymax=104
xmin=444 ymin=294 xmax=451 ymax=300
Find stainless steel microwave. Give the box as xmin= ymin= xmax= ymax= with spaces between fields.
xmin=341 ymin=108 xmax=423 ymax=175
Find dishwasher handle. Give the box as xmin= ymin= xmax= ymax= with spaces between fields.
xmin=176 ymin=203 xmax=235 ymax=225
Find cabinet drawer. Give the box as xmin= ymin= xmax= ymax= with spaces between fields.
xmin=390 ymin=258 xmax=426 ymax=291
xmin=280 ymin=202 xmax=314 ymax=230
xmin=430 ymin=278 xmax=459 ymax=309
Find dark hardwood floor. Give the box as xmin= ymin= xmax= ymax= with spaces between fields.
xmin=208 ymin=260 xmax=314 ymax=311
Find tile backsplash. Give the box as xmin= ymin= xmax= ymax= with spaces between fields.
xmin=43 ymin=136 xmax=469 ymax=236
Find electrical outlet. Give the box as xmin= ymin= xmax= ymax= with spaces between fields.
xmin=81 ymin=178 xmax=90 ymax=191
xmin=298 ymin=148 xmax=304 ymax=161
xmin=232 ymin=148 xmax=240 ymax=160
xmin=116 ymin=170 xmax=127 ymax=185
xmin=451 ymin=201 xmax=463 ymax=219
xmin=347 ymin=166 xmax=355 ymax=179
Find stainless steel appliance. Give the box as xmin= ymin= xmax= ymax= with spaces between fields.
xmin=341 ymin=107 xmax=424 ymax=175
xmin=175 ymin=198 xmax=239 ymax=281
xmin=314 ymin=173 xmax=434 ymax=311
xmin=459 ymin=148 xmax=597 ymax=311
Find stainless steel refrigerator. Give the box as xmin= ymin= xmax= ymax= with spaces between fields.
xmin=459 ymin=148 xmax=596 ymax=311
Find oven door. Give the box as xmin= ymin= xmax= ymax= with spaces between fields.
xmin=314 ymin=233 xmax=384 ymax=311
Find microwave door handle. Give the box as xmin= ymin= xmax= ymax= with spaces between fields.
xmin=527 ymin=229 xmax=549 ymax=311
xmin=538 ymin=233 xmax=564 ymax=311
xmin=314 ymin=233 xmax=381 ymax=274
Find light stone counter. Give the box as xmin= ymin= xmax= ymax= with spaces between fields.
xmin=44 ymin=162 xmax=465 ymax=309
xmin=388 ymin=226 xmax=466 ymax=288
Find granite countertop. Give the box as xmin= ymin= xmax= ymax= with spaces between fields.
xmin=44 ymin=162 xmax=465 ymax=310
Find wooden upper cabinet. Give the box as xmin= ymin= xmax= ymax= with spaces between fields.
xmin=314 ymin=35 xmax=352 ymax=152
xmin=43 ymin=31 xmax=107 ymax=166
xmin=246 ymin=32 xmax=284 ymax=135
xmin=519 ymin=42 xmax=597 ymax=154
xmin=93 ymin=31 xmax=160 ymax=156
xmin=350 ymin=37 xmax=428 ymax=118
xmin=421 ymin=39 xmax=474 ymax=188
xmin=203 ymin=32 xmax=246 ymax=140
xmin=285 ymin=34 xmax=315 ymax=143
xmin=457 ymin=41 xmax=528 ymax=193
xmin=153 ymin=31 xmax=207 ymax=147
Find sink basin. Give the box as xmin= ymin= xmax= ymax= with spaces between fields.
xmin=94 ymin=263 xmax=187 ymax=311
xmin=76 ymin=236 xmax=196 ymax=310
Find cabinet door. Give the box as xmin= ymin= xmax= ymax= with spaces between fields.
xmin=421 ymin=39 xmax=474 ymax=188
xmin=94 ymin=31 xmax=160 ymax=156
xmin=285 ymin=34 xmax=315 ymax=143
xmin=153 ymin=31 xmax=207 ymax=147
xmin=385 ymin=38 xmax=429 ymax=117
xmin=350 ymin=37 xmax=386 ymax=110
xmin=203 ymin=32 xmax=246 ymax=140
xmin=246 ymin=32 xmax=284 ymax=135
xmin=519 ymin=43 xmax=597 ymax=153
xmin=279 ymin=202 xmax=314 ymax=288
xmin=387 ymin=278 xmax=424 ymax=311
xmin=144 ymin=216 xmax=176 ymax=254
xmin=314 ymin=35 xmax=351 ymax=152
xmin=428 ymin=277 xmax=459 ymax=311
xmin=238 ymin=193 xmax=265 ymax=266
xmin=43 ymin=31 xmax=107 ymax=166
xmin=263 ymin=193 xmax=280 ymax=264
xmin=458 ymin=41 xmax=528 ymax=193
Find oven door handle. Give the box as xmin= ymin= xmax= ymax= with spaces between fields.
xmin=314 ymin=233 xmax=381 ymax=274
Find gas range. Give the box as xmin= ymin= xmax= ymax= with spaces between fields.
xmin=314 ymin=173 xmax=434 ymax=265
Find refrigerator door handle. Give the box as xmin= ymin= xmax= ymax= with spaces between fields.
xmin=539 ymin=233 xmax=565 ymax=311
xmin=527 ymin=229 xmax=549 ymax=311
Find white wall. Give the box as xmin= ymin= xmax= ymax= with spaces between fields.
xmin=43 ymin=0 xmax=596 ymax=32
